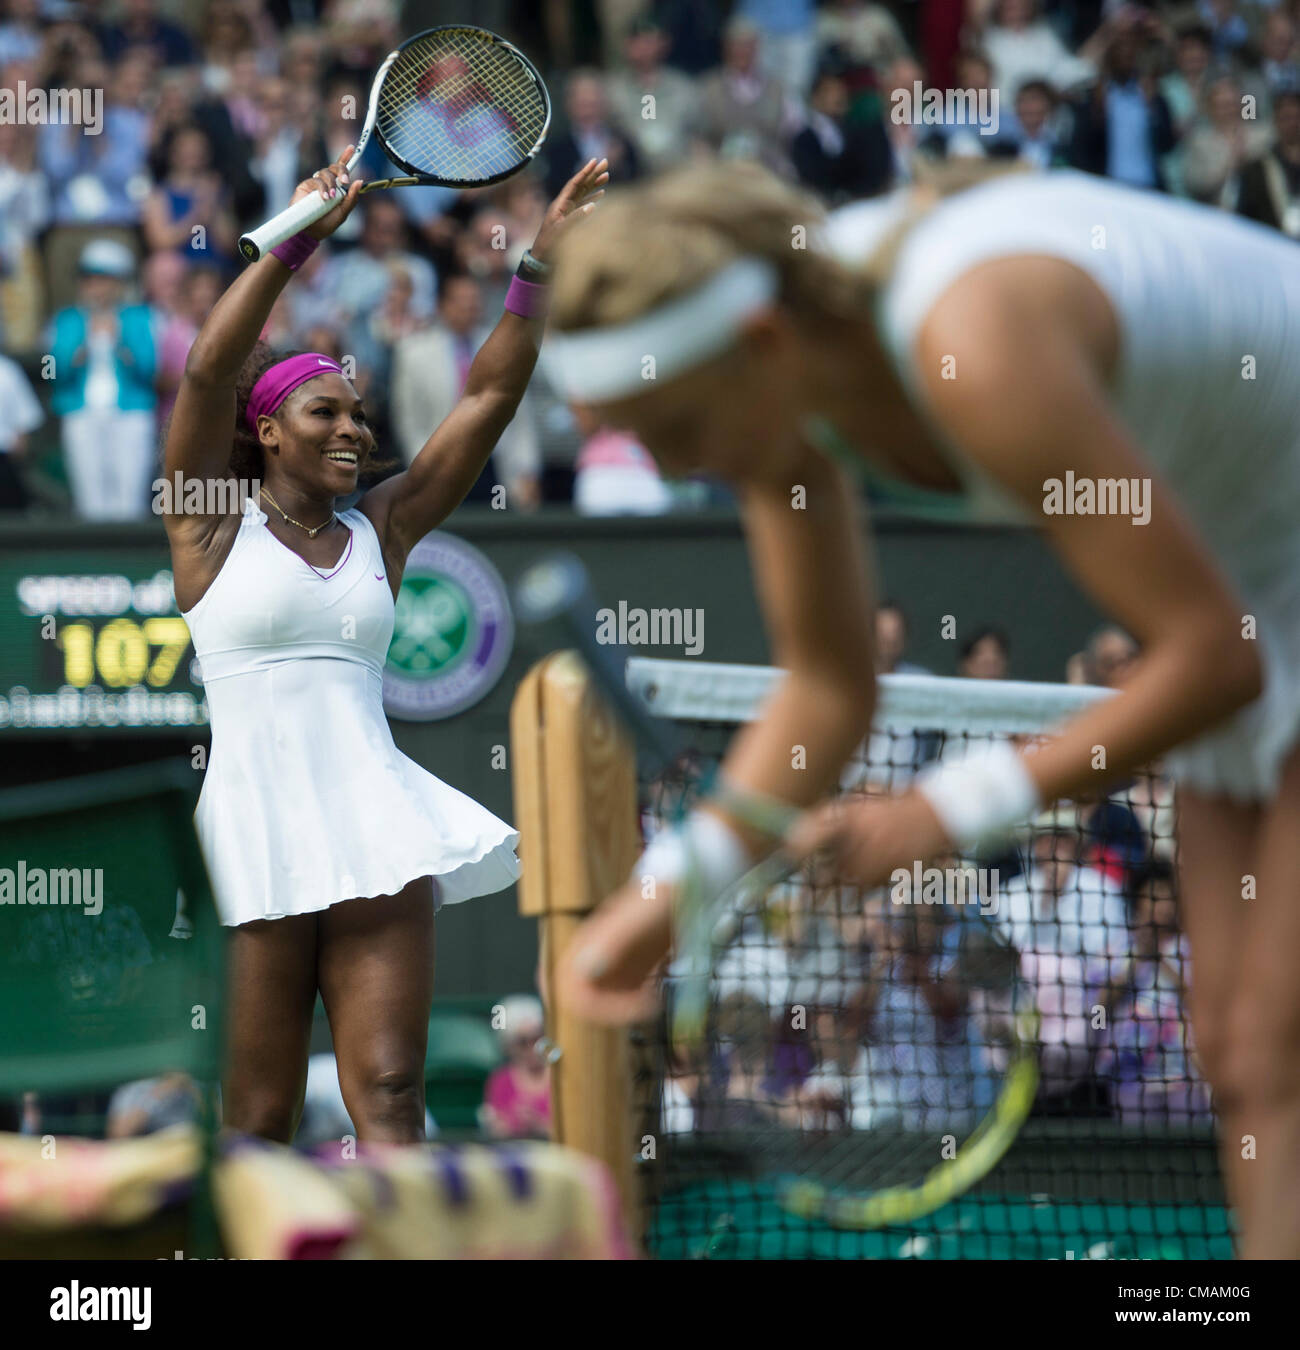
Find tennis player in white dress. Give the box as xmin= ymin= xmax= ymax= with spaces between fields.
xmin=163 ymin=147 xmax=607 ymax=1145
xmin=544 ymin=162 xmax=1300 ymax=1257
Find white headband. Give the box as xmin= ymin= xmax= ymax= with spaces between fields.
xmin=541 ymin=257 xmax=779 ymax=402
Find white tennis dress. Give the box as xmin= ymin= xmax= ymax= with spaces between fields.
xmin=827 ymin=172 xmax=1300 ymax=802
xmin=183 ymin=498 xmax=520 ymax=926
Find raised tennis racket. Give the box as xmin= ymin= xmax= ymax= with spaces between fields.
xmin=515 ymin=553 xmax=1041 ymax=1235
xmin=239 ymin=25 xmax=551 ymax=262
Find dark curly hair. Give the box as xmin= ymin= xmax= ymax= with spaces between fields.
xmin=231 ymin=341 xmax=286 ymax=480
xmin=231 ymin=340 xmax=389 ymax=480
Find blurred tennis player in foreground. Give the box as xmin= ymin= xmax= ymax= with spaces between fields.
xmin=164 ymin=150 xmax=606 ymax=1144
xmin=546 ymin=161 xmax=1300 ymax=1258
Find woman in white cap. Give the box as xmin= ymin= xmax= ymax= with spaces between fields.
xmin=48 ymin=238 xmax=156 ymax=519
xmin=546 ymin=160 xmax=1300 ymax=1257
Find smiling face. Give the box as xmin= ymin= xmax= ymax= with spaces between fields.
xmin=256 ymin=371 xmax=373 ymax=493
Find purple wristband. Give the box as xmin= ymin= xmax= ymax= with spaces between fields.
xmin=270 ymin=232 xmax=319 ymax=272
xmin=505 ymin=275 xmax=549 ymax=320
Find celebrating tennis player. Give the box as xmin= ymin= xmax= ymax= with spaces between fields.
xmin=164 ymin=149 xmax=607 ymax=1144
xmin=547 ymin=161 xmax=1300 ymax=1259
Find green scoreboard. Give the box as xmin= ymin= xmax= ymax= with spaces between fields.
xmin=0 ymin=544 xmax=207 ymax=733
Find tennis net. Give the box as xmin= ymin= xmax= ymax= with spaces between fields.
xmin=624 ymin=658 xmax=1229 ymax=1260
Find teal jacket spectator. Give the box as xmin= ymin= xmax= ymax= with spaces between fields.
xmin=48 ymin=305 xmax=156 ymax=415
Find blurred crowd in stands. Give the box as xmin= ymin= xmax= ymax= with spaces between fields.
xmin=0 ymin=0 xmax=1296 ymax=519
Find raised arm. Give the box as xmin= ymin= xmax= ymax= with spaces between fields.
xmin=915 ymin=259 xmax=1261 ymax=810
xmin=789 ymin=256 xmax=1263 ymax=883
xmin=556 ymin=449 xmax=878 ymax=1024
xmin=161 ymin=148 xmax=363 ymax=496
xmin=358 ymin=160 xmax=607 ymax=563
xmin=712 ymin=453 xmax=877 ymax=852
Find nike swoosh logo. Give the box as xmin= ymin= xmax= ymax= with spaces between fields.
xmin=375 ymin=573 xmax=385 ymax=581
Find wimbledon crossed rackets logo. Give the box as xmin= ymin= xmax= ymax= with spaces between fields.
xmin=390 ymin=579 xmax=470 ymax=670
xmin=382 ymin=533 xmax=514 ymax=721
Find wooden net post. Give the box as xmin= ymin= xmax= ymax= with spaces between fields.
xmin=510 ymin=651 xmax=642 ymax=1237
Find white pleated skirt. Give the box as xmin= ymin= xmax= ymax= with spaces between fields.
xmin=195 ymin=655 xmax=519 ymax=927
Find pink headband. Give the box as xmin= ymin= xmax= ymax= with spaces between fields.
xmin=246 ymin=353 xmax=345 ymax=429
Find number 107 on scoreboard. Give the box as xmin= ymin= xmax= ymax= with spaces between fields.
xmin=55 ymin=617 xmax=193 ymax=689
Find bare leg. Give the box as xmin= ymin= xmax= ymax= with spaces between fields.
xmin=318 ymin=877 xmax=437 ymax=1144
xmin=223 ymin=913 xmax=319 ymax=1141
xmin=1223 ymin=747 xmax=1300 ymax=1258
xmin=1174 ymin=786 xmax=1259 ymax=1245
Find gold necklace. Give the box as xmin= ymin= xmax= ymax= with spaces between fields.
xmin=260 ymin=487 xmax=335 ymax=538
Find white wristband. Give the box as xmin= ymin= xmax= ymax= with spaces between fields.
xmin=636 ymin=811 xmax=752 ymax=901
xmin=914 ymin=741 xmax=1041 ymax=851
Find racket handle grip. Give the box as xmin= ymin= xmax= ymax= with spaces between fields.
xmin=238 ymin=190 xmax=335 ymax=263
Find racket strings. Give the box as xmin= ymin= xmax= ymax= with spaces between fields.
xmin=640 ymin=721 xmax=1045 ymax=1228
xmin=700 ymin=881 xmax=1010 ymax=1140
xmin=378 ymin=30 xmax=546 ymax=183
